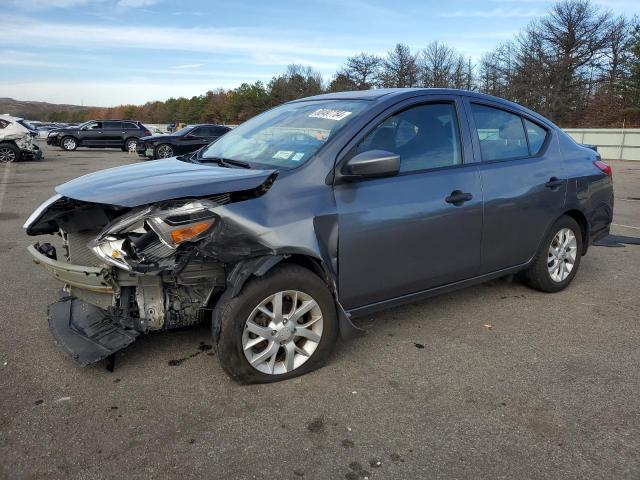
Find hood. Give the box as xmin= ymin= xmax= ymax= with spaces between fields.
xmin=140 ymin=134 xmax=175 ymax=142
xmin=56 ymin=158 xmax=276 ymax=207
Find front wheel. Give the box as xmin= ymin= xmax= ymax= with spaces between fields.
xmin=523 ymin=215 xmax=583 ymax=293
xmin=60 ymin=136 xmax=78 ymax=151
xmin=216 ymin=264 xmax=338 ymax=384
xmin=154 ymin=143 xmax=174 ymax=159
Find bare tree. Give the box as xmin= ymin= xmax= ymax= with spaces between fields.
xmin=379 ymin=43 xmax=419 ymax=88
xmin=338 ymin=52 xmax=382 ymax=90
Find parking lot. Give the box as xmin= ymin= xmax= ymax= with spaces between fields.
xmin=0 ymin=142 xmax=639 ymax=479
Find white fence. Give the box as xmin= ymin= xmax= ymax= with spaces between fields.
xmin=563 ymin=128 xmax=640 ymax=161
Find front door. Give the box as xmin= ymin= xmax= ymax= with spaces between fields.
xmin=79 ymin=121 xmax=104 ymax=146
xmin=335 ymin=100 xmax=483 ymax=310
xmin=464 ymin=101 xmax=567 ymax=273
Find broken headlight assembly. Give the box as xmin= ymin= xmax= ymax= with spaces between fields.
xmin=89 ymin=199 xmax=218 ymax=272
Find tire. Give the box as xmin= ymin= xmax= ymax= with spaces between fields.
xmin=523 ymin=215 xmax=583 ymax=293
xmin=124 ymin=138 xmax=138 ymax=152
xmin=0 ymin=143 xmax=21 ymax=163
xmin=154 ymin=143 xmax=174 ymax=159
xmin=216 ymin=264 xmax=338 ymax=384
xmin=60 ymin=136 xmax=78 ymax=151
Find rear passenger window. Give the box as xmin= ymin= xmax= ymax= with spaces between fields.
xmin=471 ymin=104 xmax=528 ymax=161
xmin=356 ymin=103 xmax=462 ymax=173
xmin=524 ymin=119 xmax=547 ymax=155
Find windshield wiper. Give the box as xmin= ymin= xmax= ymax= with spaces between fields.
xmin=200 ymin=157 xmax=251 ymax=169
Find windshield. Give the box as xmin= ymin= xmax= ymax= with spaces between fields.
xmin=200 ymin=100 xmax=369 ymax=169
xmin=174 ymin=125 xmax=195 ymax=136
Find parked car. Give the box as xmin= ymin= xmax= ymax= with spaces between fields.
xmin=0 ymin=115 xmax=43 ymax=162
xmin=136 ymin=124 xmax=231 ymax=159
xmin=24 ymin=88 xmax=613 ymax=383
xmin=47 ymin=120 xmax=151 ymax=152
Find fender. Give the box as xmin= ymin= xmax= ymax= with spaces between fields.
xmin=221 ymin=254 xmax=365 ymax=341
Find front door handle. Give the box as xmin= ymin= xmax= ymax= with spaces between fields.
xmin=445 ymin=190 xmax=473 ymax=206
xmin=545 ymin=177 xmax=564 ymax=189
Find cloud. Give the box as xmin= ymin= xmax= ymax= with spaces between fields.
xmin=170 ymin=64 xmax=205 ymax=69
xmin=116 ymin=0 xmax=161 ymax=7
xmin=1 ymin=17 xmax=356 ymax=62
xmin=439 ymin=7 xmax=543 ymax=18
xmin=0 ymin=80 xmax=244 ymax=107
xmin=9 ymin=0 xmax=102 ymax=7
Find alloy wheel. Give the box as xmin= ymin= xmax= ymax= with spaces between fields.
xmin=157 ymin=145 xmax=173 ymax=158
xmin=126 ymin=140 xmax=137 ymax=152
xmin=547 ymin=227 xmax=577 ymax=282
xmin=0 ymin=147 xmax=16 ymax=163
xmin=242 ymin=290 xmax=323 ymax=375
xmin=62 ymin=138 xmax=76 ymax=150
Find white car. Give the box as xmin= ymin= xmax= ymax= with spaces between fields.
xmin=0 ymin=115 xmax=43 ymax=163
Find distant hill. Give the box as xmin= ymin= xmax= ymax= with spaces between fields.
xmin=0 ymin=97 xmax=91 ymax=121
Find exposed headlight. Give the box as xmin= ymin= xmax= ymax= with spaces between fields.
xmin=48 ymin=131 xmax=60 ymax=137
xmin=89 ymin=199 xmax=218 ymax=271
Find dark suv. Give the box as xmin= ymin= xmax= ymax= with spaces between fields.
xmin=47 ymin=120 xmax=151 ymax=152
xmin=25 ymin=89 xmax=613 ymax=383
xmin=136 ymin=124 xmax=231 ymax=159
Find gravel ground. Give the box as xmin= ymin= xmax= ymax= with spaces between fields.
xmin=0 ymin=143 xmax=638 ymax=479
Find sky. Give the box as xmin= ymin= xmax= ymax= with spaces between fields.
xmin=1 ymin=0 xmax=639 ymax=107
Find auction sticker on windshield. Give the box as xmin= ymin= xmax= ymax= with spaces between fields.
xmin=309 ymin=109 xmax=352 ymax=121
xmin=273 ymin=150 xmax=294 ymax=160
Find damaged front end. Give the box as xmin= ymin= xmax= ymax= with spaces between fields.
xmin=25 ymin=194 xmax=229 ymax=365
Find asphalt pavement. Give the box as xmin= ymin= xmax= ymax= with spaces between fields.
xmin=0 ymin=143 xmax=639 ymax=479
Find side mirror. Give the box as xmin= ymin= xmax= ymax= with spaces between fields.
xmin=343 ymin=150 xmax=400 ymax=180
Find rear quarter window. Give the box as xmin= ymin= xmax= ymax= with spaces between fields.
xmin=524 ymin=119 xmax=548 ymax=155
xmin=471 ymin=103 xmax=528 ymax=161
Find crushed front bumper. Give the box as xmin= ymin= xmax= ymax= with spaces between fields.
xmin=48 ymin=296 xmax=139 ymax=366
xmin=27 ymin=243 xmax=118 ymax=294
xmin=47 ymin=135 xmax=61 ymax=146
xmin=29 ymin=244 xmax=140 ymax=365
xmin=21 ymin=144 xmax=43 ymax=161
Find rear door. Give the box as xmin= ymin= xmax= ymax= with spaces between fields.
xmin=335 ymin=96 xmax=483 ymax=310
xmin=102 ymin=121 xmax=123 ymax=146
xmin=464 ymin=99 xmax=567 ymax=273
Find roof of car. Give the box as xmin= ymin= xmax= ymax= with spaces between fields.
xmin=296 ymin=88 xmax=512 ymax=103
xmin=294 ymin=88 xmax=554 ymax=127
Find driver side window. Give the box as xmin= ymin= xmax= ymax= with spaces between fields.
xmin=356 ymin=103 xmax=463 ymax=173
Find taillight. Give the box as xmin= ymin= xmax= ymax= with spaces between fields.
xmin=594 ymin=160 xmax=612 ymax=178
xmin=144 ymin=130 xmax=151 ymax=136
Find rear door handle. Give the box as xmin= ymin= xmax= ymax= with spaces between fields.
xmin=445 ymin=190 xmax=473 ymax=206
xmin=545 ymin=177 xmax=564 ymax=189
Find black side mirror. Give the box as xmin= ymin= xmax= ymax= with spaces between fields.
xmin=343 ymin=150 xmax=400 ymax=180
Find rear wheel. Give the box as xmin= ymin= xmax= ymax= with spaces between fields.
xmin=523 ymin=215 xmax=583 ymax=292
xmin=0 ymin=143 xmax=20 ymax=163
xmin=216 ymin=264 xmax=338 ymax=384
xmin=61 ymin=136 xmax=78 ymax=151
xmin=124 ymin=138 xmax=138 ymax=152
xmin=155 ymin=144 xmax=174 ymax=159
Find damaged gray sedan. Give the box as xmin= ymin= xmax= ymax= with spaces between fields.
xmin=25 ymin=89 xmax=613 ymax=383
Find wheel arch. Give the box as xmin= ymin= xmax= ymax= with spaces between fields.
xmin=215 ymin=253 xmax=363 ymax=342
xmin=562 ymin=208 xmax=590 ymax=255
